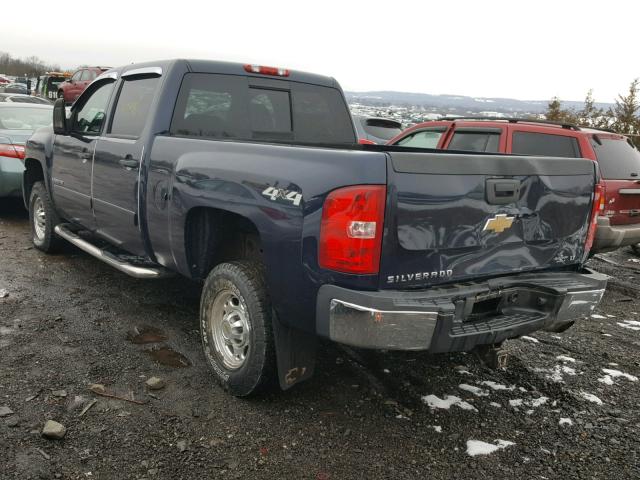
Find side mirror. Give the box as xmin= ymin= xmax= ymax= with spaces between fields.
xmin=65 ymin=78 xmax=71 ymax=83
xmin=53 ymin=98 xmax=68 ymax=135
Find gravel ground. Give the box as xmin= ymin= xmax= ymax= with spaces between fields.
xmin=1 ymin=199 xmax=639 ymax=479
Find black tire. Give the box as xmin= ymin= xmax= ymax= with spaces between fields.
xmin=200 ymin=261 xmax=276 ymax=397
xmin=28 ymin=181 xmax=62 ymax=253
xmin=57 ymin=90 xmax=64 ymax=99
xmin=631 ymin=243 xmax=640 ymax=256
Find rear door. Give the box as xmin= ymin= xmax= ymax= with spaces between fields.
xmin=589 ymin=135 xmax=640 ymax=225
xmin=380 ymin=151 xmax=596 ymax=289
xmin=92 ymin=70 xmax=160 ymax=255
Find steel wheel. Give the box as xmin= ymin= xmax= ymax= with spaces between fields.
xmin=33 ymin=197 xmax=46 ymax=241
xmin=208 ymin=289 xmax=251 ymax=370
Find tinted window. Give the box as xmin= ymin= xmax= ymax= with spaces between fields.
xmin=361 ymin=118 xmax=402 ymax=141
xmin=449 ymin=131 xmax=500 ymax=152
xmin=512 ymin=131 xmax=580 ymax=158
xmin=591 ymin=137 xmax=640 ymax=179
xmin=396 ymin=129 xmax=444 ymax=149
xmin=109 ymin=77 xmax=158 ymax=138
xmin=71 ymin=71 xmax=82 ymax=82
xmin=80 ymin=70 xmax=92 ymax=81
xmin=170 ymin=73 xmax=355 ymax=145
xmin=249 ymin=88 xmax=292 ymax=140
xmin=72 ymin=81 xmax=115 ymax=134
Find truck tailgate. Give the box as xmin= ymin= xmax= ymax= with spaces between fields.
xmin=380 ymin=152 xmax=596 ymax=289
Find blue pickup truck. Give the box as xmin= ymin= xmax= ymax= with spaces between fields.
xmin=23 ymin=59 xmax=607 ymax=396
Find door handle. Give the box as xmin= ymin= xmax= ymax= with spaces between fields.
xmin=486 ymin=178 xmax=521 ymax=205
xmin=119 ymin=156 xmax=139 ymax=169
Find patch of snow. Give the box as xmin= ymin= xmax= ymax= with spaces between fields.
xmin=580 ymin=391 xmax=603 ymax=405
xmin=602 ymin=333 xmax=612 ymax=337
xmin=556 ymin=355 xmax=576 ymax=363
xmin=509 ymin=399 xmax=523 ymax=408
xmin=459 ymin=384 xmax=489 ymax=397
xmin=618 ymin=320 xmax=640 ymax=331
xmin=455 ymin=367 xmax=473 ymax=376
xmin=591 ymin=314 xmax=606 ymax=319
xmin=606 ymin=314 xmax=616 ymax=318
xmin=421 ymin=394 xmax=477 ymax=412
xmin=559 ymin=417 xmax=573 ymax=426
xmin=521 ymin=336 xmax=539 ymax=343
xmin=383 ymin=369 xmax=390 ymax=374
xmin=547 ymin=364 xmax=576 ymax=383
xmin=466 ymin=439 xmax=515 ymax=457
xmin=607 ymin=362 xmax=618 ymax=366
xmin=489 ymin=402 xmax=502 ymax=408
xmin=529 ymin=396 xmax=549 ymax=408
xmin=598 ymin=368 xmax=638 ymax=385
xmin=431 ymin=425 xmax=442 ymax=433
xmin=551 ymin=335 xmax=563 ymax=340
xmin=479 ymin=381 xmax=515 ymax=391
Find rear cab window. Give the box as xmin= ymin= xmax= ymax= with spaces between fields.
xmin=170 ymin=73 xmax=355 ymax=145
xmin=590 ymin=135 xmax=640 ymax=179
xmin=445 ymin=127 xmax=503 ymax=153
xmin=510 ymin=130 xmax=581 ymax=158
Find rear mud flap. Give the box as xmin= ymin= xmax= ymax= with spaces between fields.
xmin=272 ymin=316 xmax=317 ymax=390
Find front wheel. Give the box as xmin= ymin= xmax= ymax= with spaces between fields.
xmin=200 ymin=261 xmax=276 ymax=397
xmin=29 ymin=181 xmax=62 ymax=253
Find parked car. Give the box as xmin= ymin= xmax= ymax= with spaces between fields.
xmin=0 ymin=93 xmax=52 ymax=105
xmin=35 ymin=72 xmax=70 ymax=101
xmin=3 ymin=83 xmax=29 ymax=94
xmin=0 ymin=103 xmax=52 ymax=198
xmin=57 ymin=66 xmax=110 ymax=105
xmin=353 ymin=115 xmax=402 ymax=144
xmin=389 ymin=117 xmax=640 ymax=254
xmin=0 ymin=76 xmax=9 ymax=85
xmin=24 ymin=60 xmax=606 ymax=396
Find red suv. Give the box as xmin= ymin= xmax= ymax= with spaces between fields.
xmin=57 ymin=66 xmax=110 ymax=104
xmin=389 ymin=117 xmax=640 ymax=254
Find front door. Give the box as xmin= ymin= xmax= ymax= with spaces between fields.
xmin=92 ymin=74 xmax=160 ymax=256
xmin=51 ymin=79 xmax=116 ymax=228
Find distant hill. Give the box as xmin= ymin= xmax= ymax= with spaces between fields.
xmin=345 ymin=91 xmax=613 ymax=116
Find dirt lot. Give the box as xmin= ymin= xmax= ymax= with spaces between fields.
xmin=1 ymin=200 xmax=639 ymax=479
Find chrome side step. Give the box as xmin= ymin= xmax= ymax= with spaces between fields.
xmin=54 ymin=224 xmax=173 ymax=279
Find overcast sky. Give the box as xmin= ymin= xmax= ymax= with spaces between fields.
xmin=2 ymin=0 xmax=636 ymax=102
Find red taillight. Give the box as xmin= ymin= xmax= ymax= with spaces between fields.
xmin=584 ymin=182 xmax=605 ymax=255
xmin=0 ymin=143 xmax=25 ymax=160
xmin=243 ymin=64 xmax=290 ymax=77
xmin=358 ymin=138 xmax=376 ymax=145
xmin=319 ymin=185 xmax=386 ymax=274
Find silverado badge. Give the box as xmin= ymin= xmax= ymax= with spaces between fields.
xmin=483 ymin=214 xmax=515 ymax=233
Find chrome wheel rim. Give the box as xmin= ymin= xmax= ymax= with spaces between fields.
xmin=33 ymin=197 xmax=46 ymax=240
xmin=208 ymin=289 xmax=250 ymax=370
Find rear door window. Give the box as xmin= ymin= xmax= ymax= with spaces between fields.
xmin=512 ymin=131 xmax=580 ymax=158
xmin=448 ymin=130 xmax=501 ymax=153
xmin=170 ymin=73 xmax=355 ymax=145
xmin=109 ymin=76 xmax=159 ymax=138
xmin=396 ymin=129 xmax=445 ymax=149
xmin=590 ymin=137 xmax=640 ymax=179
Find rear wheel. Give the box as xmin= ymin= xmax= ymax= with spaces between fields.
xmin=631 ymin=243 xmax=640 ymax=256
xmin=29 ymin=181 xmax=62 ymax=253
xmin=200 ymin=261 xmax=276 ymax=396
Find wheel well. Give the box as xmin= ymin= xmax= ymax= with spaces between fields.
xmin=23 ymin=158 xmax=44 ymax=205
xmin=185 ymin=207 xmax=263 ymax=280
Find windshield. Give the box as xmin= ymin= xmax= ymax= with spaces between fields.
xmin=590 ymin=137 xmax=640 ymax=179
xmin=0 ymin=107 xmax=52 ymax=130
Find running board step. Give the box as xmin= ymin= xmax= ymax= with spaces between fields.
xmin=54 ymin=224 xmax=173 ymax=279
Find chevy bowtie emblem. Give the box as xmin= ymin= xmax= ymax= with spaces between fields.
xmin=483 ymin=214 xmax=515 ymax=233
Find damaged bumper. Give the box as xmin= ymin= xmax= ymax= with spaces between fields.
xmin=316 ymin=268 xmax=607 ymax=352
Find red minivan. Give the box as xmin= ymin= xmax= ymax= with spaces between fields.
xmin=389 ymin=117 xmax=640 ymax=254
